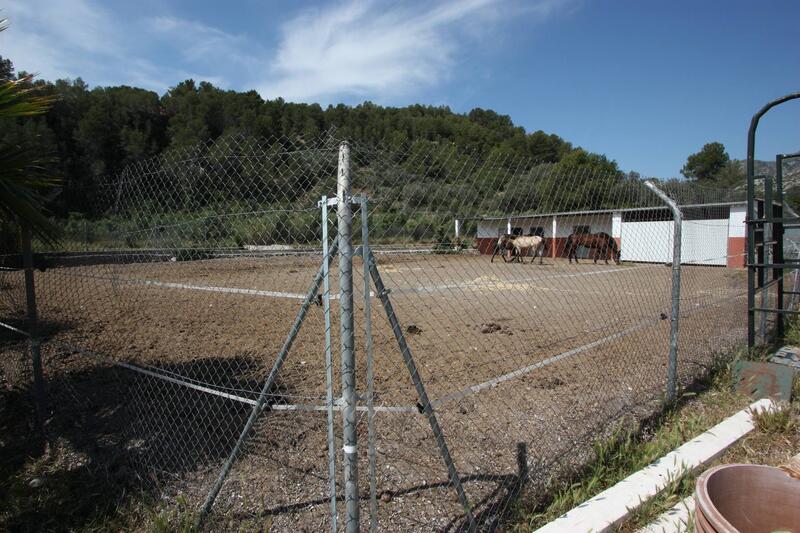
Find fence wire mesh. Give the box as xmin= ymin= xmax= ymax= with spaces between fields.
xmin=0 ymin=132 xmax=794 ymax=531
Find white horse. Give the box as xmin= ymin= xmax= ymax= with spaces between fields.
xmin=491 ymin=234 xmax=547 ymax=264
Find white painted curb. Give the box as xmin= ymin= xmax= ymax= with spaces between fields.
xmin=535 ymin=398 xmax=775 ymax=533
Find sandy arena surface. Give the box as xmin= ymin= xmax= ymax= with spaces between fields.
xmin=0 ymin=252 xmax=750 ymax=530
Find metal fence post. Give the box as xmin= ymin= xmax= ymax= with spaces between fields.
xmin=321 ymin=195 xmax=338 ymax=532
xmin=759 ymin=176 xmax=773 ymax=341
xmin=337 ymin=141 xmax=359 ymax=532
xmin=361 ymin=194 xmax=378 ymax=533
xmin=747 ymin=173 xmax=757 ymax=349
xmin=644 ymin=181 xmax=682 ymax=401
xmin=775 ymin=155 xmax=786 ymax=338
xmin=22 ymin=227 xmax=47 ymax=441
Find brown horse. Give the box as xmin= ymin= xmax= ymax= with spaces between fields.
xmin=565 ymin=232 xmax=621 ymax=265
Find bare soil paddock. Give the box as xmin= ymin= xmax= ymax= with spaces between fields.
xmin=0 ymin=252 xmax=748 ymax=530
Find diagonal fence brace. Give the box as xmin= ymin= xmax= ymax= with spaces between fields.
xmin=198 ymin=237 xmax=340 ymax=526
xmin=365 ymin=249 xmax=478 ymax=531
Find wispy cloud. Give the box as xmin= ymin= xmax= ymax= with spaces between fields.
xmin=258 ymin=0 xmax=563 ymax=102
xmin=1 ymin=0 xmax=119 ymax=82
xmin=147 ymin=16 xmax=264 ymax=77
xmin=0 ymin=0 xmax=236 ymax=91
xmin=0 ymin=0 xmax=574 ymax=101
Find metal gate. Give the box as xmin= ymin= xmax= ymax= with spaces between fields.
xmin=746 ymin=92 xmax=800 ymax=347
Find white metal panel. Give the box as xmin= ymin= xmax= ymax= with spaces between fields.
xmin=681 ymin=219 xmax=728 ymax=265
xmin=620 ymin=221 xmax=673 ymax=263
xmin=621 ymin=219 xmax=729 ymax=265
xmin=728 ymin=205 xmax=746 ymax=238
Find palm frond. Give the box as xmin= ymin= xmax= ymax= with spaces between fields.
xmin=0 ymin=17 xmax=62 ymax=247
xmin=0 ymin=73 xmax=62 ymax=245
xmin=0 ymin=145 xmax=62 ymax=245
xmin=0 ymin=76 xmax=59 ymax=119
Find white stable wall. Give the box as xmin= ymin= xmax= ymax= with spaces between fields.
xmin=620 ymin=221 xmax=674 ymax=263
xmin=681 ymin=219 xmax=729 ymax=266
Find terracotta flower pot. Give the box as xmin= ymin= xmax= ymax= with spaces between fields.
xmin=695 ymin=463 xmax=800 ymax=533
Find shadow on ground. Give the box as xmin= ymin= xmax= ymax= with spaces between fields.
xmin=0 ymin=341 xmax=286 ymax=532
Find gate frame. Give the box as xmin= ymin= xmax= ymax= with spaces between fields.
xmin=746 ymin=92 xmax=800 ymax=348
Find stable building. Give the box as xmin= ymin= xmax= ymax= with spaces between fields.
xmin=464 ymin=201 xmax=748 ymax=268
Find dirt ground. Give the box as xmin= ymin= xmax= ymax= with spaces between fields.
xmin=0 ymin=252 xmax=752 ymax=531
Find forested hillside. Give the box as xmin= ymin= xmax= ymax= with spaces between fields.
xmin=0 ymin=55 xmax=622 ymax=223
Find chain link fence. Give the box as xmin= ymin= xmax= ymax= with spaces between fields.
xmin=1 ymin=132 xmax=795 ymax=531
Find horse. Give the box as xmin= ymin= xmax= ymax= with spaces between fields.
xmin=491 ymin=234 xmax=516 ymax=263
xmin=564 ymin=231 xmax=621 ymax=265
xmin=491 ymin=234 xmax=547 ymax=264
xmin=512 ymin=235 xmax=547 ymax=264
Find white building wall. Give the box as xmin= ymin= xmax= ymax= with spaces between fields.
xmin=620 ymin=221 xmax=674 ymax=263
xmin=728 ymin=205 xmax=746 ymax=238
xmin=611 ymin=212 xmax=622 ymax=239
xmin=553 ymin=214 xmax=613 ymax=237
xmin=681 ymin=219 xmax=729 ymax=266
xmin=476 ymin=220 xmax=502 ymax=238
xmin=478 ymin=214 xmax=613 ymax=239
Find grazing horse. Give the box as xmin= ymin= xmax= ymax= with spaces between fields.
xmin=565 ymin=232 xmax=621 ymax=265
xmin=491 ymin=234 xmax=547 ymax=264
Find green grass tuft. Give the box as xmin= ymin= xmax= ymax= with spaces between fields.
xmin=148 ymin=495 xmax=198 ymax=533
xmin=752 ymin=403 xmax=797 ymax=435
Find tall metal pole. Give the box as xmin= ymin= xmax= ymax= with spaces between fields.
xmin=361 ymin=194 xmax=378 ymax=533
xmin=747 ymin=166 xmax=757 ymax=347
xmin=760 ymin=176 xmax=773 ymax=341
xmin=746 ymin=92 xmax=800 ymax=348
xmin=775 ymin=155 xmax=786 ymax=338
xmin=321 ymin=196 xmax=338 ymax=532
xmin=644 ymin=181 xmax=682 ymax=401
xmin=22 ymin=227 xmax=46 ymax=441
xmin=337 ymin=141 xmax=359 ymax=532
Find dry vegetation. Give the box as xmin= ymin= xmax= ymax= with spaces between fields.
xmin=509 ymin=340 xmax=799 ymax=532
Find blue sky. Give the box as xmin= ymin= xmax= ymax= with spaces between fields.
xmin=1 ymin=0 xmax=798 ymax=178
